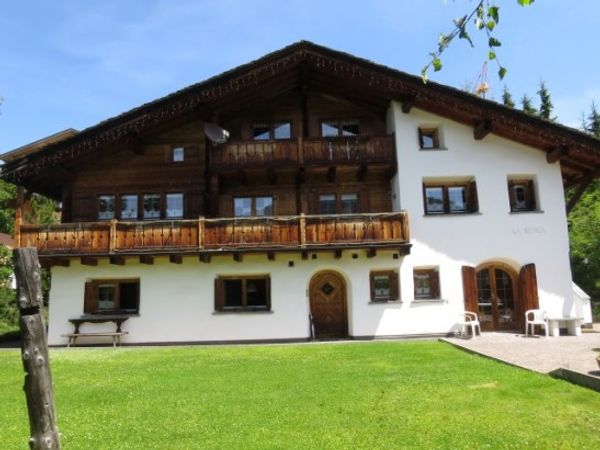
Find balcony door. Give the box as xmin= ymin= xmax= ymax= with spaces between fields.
xmin=309 ymin=271 xmax=348 ymax=339
xmin=475 ymin=264 xmax=519 ymax=331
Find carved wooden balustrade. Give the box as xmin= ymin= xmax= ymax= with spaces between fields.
xmin=209 ymin=135 xmax=395 ymax=169
xmin=18 ymin=212 xmax=409 ymax=256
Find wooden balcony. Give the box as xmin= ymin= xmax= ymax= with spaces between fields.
xmin=209 ymin=135 xmax=395 ymax=170
xmin=18 ymin=212 xmax=410 ymax=260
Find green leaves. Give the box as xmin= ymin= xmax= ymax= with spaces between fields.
xmin=432 ymin=58 xmax=443 ymax=72
xmin=488 ymin=6 xmax=500 ymax=24
xmin=488 ymin=37 xmax=502 ymax=47
xmin=498 ymin=67 xmax=507 ymax=80
xmin=518 ymin=0 xmax=535 ymax=6
xmin=488 ymin=50 xmax=496 ymax=60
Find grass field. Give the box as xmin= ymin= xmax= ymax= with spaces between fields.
xmin=1 ymin=341 xmax=600 ymax=449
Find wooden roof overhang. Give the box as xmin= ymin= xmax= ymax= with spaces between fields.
xmin=2 ymin=41 xmax=599 ymax=199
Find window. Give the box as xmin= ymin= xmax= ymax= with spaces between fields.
xmin=318 ymin=193 xmax=359 ymax=214
xmin=98 ymin=195 xmax=115 ymax=220
xmin=321 ymin=120 xmax=360 ymax=137
xmin=423 ymin=180 xmax=478 ymax=214
xmin=120 ymin=195 xmax=138 ymax=220
xmin=215 ymin=276 xmax=271 ymax=311
xmin=166 ymin=193 xmax=184 ymax=218
xmin=508 ymin=178 xmax=537 ymax=212
xmin=252 ymin=122 xmax=292 ymax=140
xmin=370 ymin=271 xmax=400 ymax=302
xmin=413 ymin=268 xmax=440 ymax=300
xmin=143 ymin=194 xmax=161 ymax=219
xmin=171 ymin=147 xmax=185 ymax=162
xmin=234 ymin=196 xmax=273 ymax=217
xmin=84 ymin=279 xmax=140 ymax=314
xmin=418 ymin=127 xmax=440 ymax=149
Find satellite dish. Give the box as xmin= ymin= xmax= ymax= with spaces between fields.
xmin=204 ymin=123 xmax=230 ymax=144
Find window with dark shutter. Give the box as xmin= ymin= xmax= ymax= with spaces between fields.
xmin=413 ymin=268 xmax=440 ymax=300
xmin=369 ymin=271 xmax=400 ymax=302
xmin=423 ymin=179 xmax=479 ymax=215
xmin=508 ymin=178 xmax=537 ymax=212
xmin=215 ymin=276 xmax=271 ymax=312
xmin=83 ymin=279 xmax=139 ymax=314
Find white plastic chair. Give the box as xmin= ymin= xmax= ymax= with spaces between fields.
xmin=458 ymin=311 xmax=481 ymax=337
xmin=525 ymin=309 xmax=548 ymax=337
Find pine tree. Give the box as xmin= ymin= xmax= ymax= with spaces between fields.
xmin=502 ymin=86 xmax=515 ymax=108
xmin=537 ymin=81 xmax=555 ymax=120
xmin=585 ymin=102 xmax=600 ymax=137
xmin=521 ymin=95 xmax=537 ymax=115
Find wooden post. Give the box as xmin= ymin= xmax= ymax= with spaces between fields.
xmin=109 ymin=219 xmax=117 ymax=254
xmin=198 ymin=216 xmax=205 ymax=249
xmin=13 ymin=248 xmax=61 ymax=450
xmin=15 ymin=186 xmax=25 ymax=248
xmin=299 ymin=213 xmax=306 ymax=247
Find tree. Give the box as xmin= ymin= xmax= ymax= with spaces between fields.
xmin=422 ymin=0 xmax=535 ymax=82
xmin=0 ymin=180 xmax=16 ymax=235
xmin=537 ymin=81 xmax=555 ymax=121
xmin=502 ymin=85 xmax=516 ymax=107
xmin=584 ymin=102 xmax=600 ymax=136
xmin=521 ymin=94 xmax=537 ymax=115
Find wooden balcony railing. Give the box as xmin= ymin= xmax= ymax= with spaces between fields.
xmin=209 ymin=135 xmax=395 ymax=169
xmin=18 ymin=212 xmax=409 ymax=256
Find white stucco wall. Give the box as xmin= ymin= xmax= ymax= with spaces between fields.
xmin=387 ymin=101 xmax=574 ymax=321
xmin=50 ymin=251 xmax=461 ymax=346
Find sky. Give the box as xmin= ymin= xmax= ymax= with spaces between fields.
xmin=0 ymin=0 xmax=599 ymax=153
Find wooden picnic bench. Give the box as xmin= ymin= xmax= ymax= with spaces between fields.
xmin=62 ymin=315 xmax=129 ymax=348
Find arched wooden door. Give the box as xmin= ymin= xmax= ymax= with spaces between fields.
xmin=476 ymin=264 xmax=519 ymax=331
xmin=309 ymin=271 xmax=348 ymax=339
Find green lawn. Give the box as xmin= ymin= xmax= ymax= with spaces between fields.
xmin=1 ymin=341 xmax=600 ymax=449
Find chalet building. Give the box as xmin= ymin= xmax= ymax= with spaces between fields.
xmin=1 ymin=42 xmax=599 ymax=345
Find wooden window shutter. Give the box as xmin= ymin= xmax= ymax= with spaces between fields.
xmin=266 ymin=277 xmax=272 ymax=310
xmin=519 ymin=263 xmax=539 ymax=330
xmin=214 ymin=277 xmax=224 ymax=311
xmin=507 ymin=180 xmax=517 ymax=211
xmin=83 ymin=281 xmax=97 ymax=314
xmin=526 ymin=180 xmax=536 ymax=210
xmin=369 ymin=272 xmax=376 ymax=301
xmin=468 ymin=181 xmax=479 ymax=213
xmin=390 ymin=272 xmax=400 ymax=301
xmin=431 ymin=270 xmax=440 ymax=299
xmin=461 ymin=266 xmax=479 ymax=313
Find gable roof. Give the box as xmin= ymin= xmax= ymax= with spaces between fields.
xmin=1 ymin=40 xmax=599 ymax=196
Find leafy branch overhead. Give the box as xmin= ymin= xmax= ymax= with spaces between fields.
xmin=422 ymin=0 xmax=535 ymax=82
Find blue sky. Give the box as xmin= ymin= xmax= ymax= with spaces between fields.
xmin=1 ymin=0 xmax=599 ymax=152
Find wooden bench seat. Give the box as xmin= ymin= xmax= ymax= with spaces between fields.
xmin=61 ymin=331 xmax=129 ymax=348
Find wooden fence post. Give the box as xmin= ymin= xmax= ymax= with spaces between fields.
xmin=13 ymin=248 xmax=61 ymax=450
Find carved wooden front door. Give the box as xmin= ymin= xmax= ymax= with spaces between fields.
xmin=309 ymin=271 xmax=348 ymax=339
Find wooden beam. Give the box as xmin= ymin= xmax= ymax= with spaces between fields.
xmin=547 ymin=144 xmax=569 ymax=163
xmin=109 ymin=256 xmax=126 ymax=266
xmin=233 ymin=252 xmax=243 ymax=262
xmin=169 ymin=254 xmax=182 ymax=264
xmin=80 ymin=256 xmax=98 ymax=266
xmin=52 ymin=258 xmax=70 ymax=268
xmin=400 ymin=95 xmax=416 ymax=113
xmin=327 ymin=166 xmax=336 ymax=183
xmin=566 ymin=177 xmax=593 ymax=214
xmin=238 ymin=170 xmax=248 ymax=186
xmin=366 ymin=248 xmax=376 ymax=258
xmin=473 ymin=119 xmax=493 ymax=140
xmin=267 ymin=251 xmax=275 ymax=261
xmin=357 ymin=164 xmax=368 ymax=182
xmin=398 ymin=246 xmax=411 ymax=256
xmin=199 ymin=253 xmax=211 ymax=263
xmin=139 ymin=255 xmax=154 ymax=265
xmin=267 ymin=167 xmax=278 ymax=184
xmin=334 ymin=249 xmax=342 ymax=259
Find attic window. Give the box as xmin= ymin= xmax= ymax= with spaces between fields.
xmin=321 ymin=120 xmax=360 ymax=138
xmin=252 ymin=122 xmax=291 ymax=140
xmin=423 ymin=178 xmax=479 ymax=215
xmin=418 ymin=127 xmax=440 ymax=149
xmin=172 ymin=147 xmax=185 ymax=162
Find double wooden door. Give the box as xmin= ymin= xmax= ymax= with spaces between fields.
xmin=309 ymin=271 xmax=348 ymax=339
